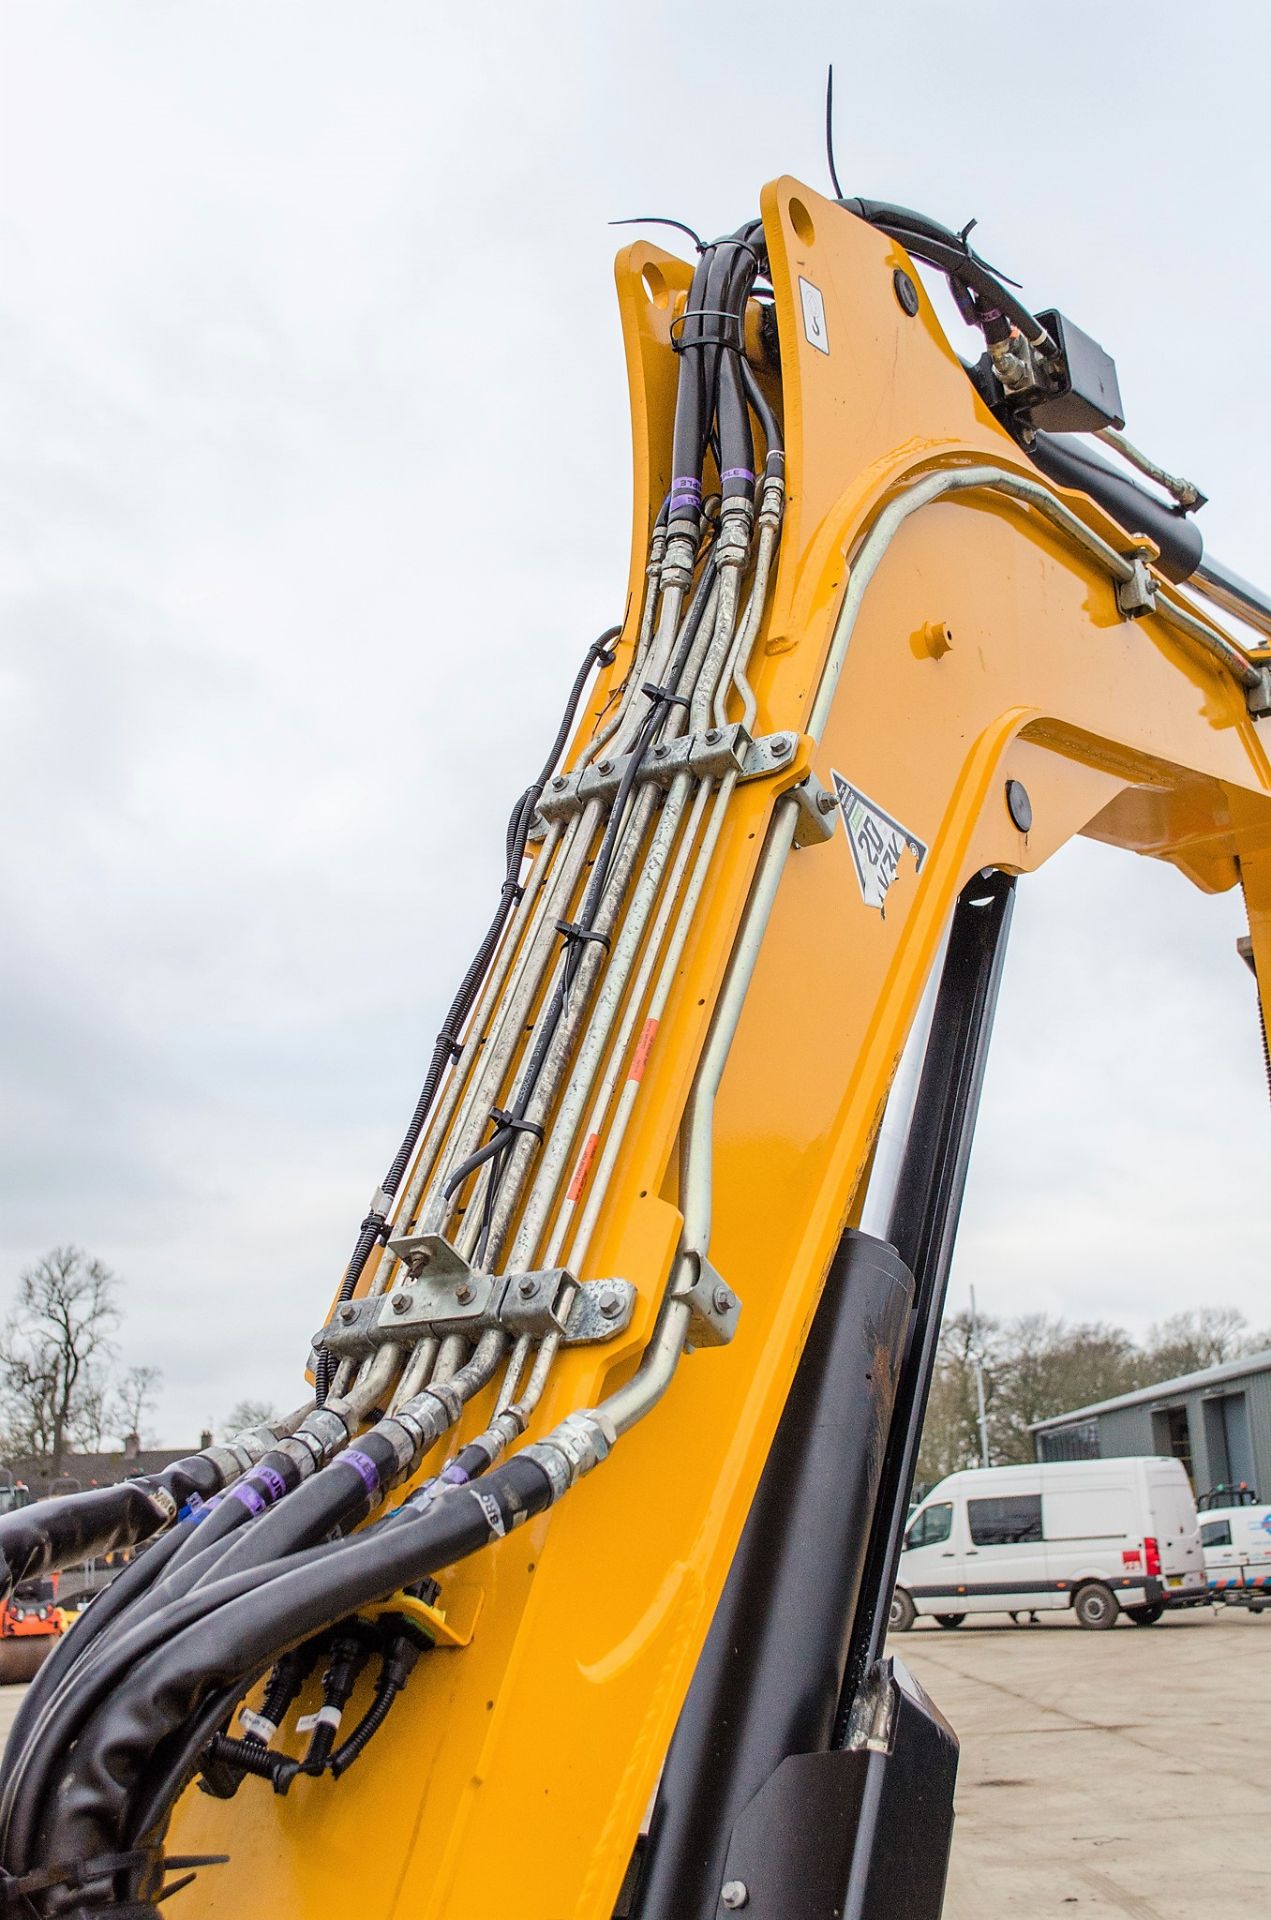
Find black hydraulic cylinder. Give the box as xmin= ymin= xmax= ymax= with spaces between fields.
xmin=838 ymin=866 xmax=1015 ymax=1714
xmin=631 ymin=1230 xmax=914 ymax=1920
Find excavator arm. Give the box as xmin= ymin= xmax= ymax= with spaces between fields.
xmin=1 ymin=176 xmax=1268 ymax=1920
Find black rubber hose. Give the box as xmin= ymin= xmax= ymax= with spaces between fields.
xmin=839 ymin=196 xmax=1048 ymax=343
xmin=668 ymin=247 xmax=715 ymax=526
xmin=1 ymin=1519 xmax=199 ymax=1801
xmin=35 ymin=1460 xmax=554 ymax=1884
xmin=740 ymin=357 xmax=782 ymax=460
xmin=0 ymin=1534 xmax=357 ymax=1873
xmin=0 ymin=1484 xmax=174 ymax=1607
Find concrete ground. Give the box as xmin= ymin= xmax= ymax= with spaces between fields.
xmin=1 ymin=1608 xmax=1267 ymax=1916
xmin=896 ymin=1604 xmax=1271 ymax=1918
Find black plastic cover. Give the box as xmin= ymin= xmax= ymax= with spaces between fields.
xmin=1024 ymin=309 xmax=1125 ymax=434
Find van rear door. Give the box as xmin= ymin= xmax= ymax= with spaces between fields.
xmin=1145 ymin=1461 xmax=1203 ymax=1594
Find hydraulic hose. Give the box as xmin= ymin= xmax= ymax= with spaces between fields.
xmin=32 ymin=1458 xmax=555 ymax=1903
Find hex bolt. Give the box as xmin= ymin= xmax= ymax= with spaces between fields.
xmin=517 ymin=1276 xmax=539 ymax=1299
xmin=391 ymin=1292 xmax=412 ymax=1315
xmin=407 ymin=1249 xmax=432 ymax=1275
xmin=653 ymin=742 xmax=669 ymax=758
xmin=712 ymin=1285 xmax=734 ymax=1316
xmin=817 ymin=787 xmax=837 ymax=815
xmin=338 ymin=1303 xmax=358 ymax=1325
xmin=704 ymin=727 xmax=722 ymax=744
xmin=551 ymin=774 xmax=568 ymax=791
xmin=454 ymin=1281 xmax=475 ymax=1306
xmin=721 ymin=1884 xmax=749 ymax=1911
xmin=598 ymin=759 xmax=615 ymax=775
xmin=770 ymin=734 xmax=792 ymax=758
xmin=1005 ymin=777 xmax=1033 ymax=834
xmin=598 ymin=1287 xmax=623 ymax=1319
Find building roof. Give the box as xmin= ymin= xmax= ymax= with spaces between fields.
xmin=1029 ymin=1348 xmax=1271 ymax=1433
xmin=2 ymin=1446 xmax=196 ymax=1496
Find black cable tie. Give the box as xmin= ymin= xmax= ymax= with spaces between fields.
xmin=669 ymin=308 xmax=746 ymax=354
xmin=437 ymin=1030 xmax=464 ymax=1061
xmin=488 ymin=1106 xmax=544 ymax=1142
xmin=554 ymin=917 xmax=610 ymax=952
xmin=499 ymin=878 xmax=525 ymax=903
xmin=359 ymin=1210 xmax=389 ymax=1241
xmin=641 ymin=681 xmax=690 ymax=709
xmin=594 ymin=644 xmax=617 ymax=667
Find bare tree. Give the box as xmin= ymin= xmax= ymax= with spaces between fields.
xmin=1137 ymin=1307 xmax=1268 ymax=1382
xmin=111 ymin=1364 xmax=163 ymax=1447
xmin=222 ymin=1398 xmax=277 ymax=1439
xmin=0 ymin=1247 xmax=120 ymax=1475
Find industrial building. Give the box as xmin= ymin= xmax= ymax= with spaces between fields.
xmin=1030 ymin=1350 xmax=1271 ymax=1500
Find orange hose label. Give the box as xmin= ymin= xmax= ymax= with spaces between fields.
xmin=628 ymin=1017 xmax=659 ymax=1084
xmin=566 ymin=1132 xmax=600 ymax=1204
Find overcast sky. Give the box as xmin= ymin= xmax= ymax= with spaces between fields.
xmin=2 ymin=2 xmax=1268 ymax=1444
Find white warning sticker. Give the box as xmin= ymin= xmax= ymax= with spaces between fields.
xmin=832 ymin=773 xmax=927 ymax=914
xmin=799 ymin=277 xmax=829 ymax=355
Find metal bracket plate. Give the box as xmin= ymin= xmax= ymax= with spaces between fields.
xmin=535 ymin=725 xmax=802 ymax=826
xmin=313 ymin=1249 xmax=638 ymax=1359
xmin=671 ymin=1255 xmax=742 ymax=1349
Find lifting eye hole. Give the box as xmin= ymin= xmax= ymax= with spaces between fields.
xmin=641 ymin=265 xmax=669 ymax=310
xmin=789 ymin=198 xmax=815 ymax=247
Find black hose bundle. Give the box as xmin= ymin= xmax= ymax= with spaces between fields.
xmin=14 ymin=1459 xmax=553 ymax=1915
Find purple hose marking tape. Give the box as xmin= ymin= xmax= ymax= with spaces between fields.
xmin=342 ymin=1448 xmax=382 ymax=1499
xmin=440 ymin=1463 xmax=470 ymax=1486
xmin=256 ymin=1465 xmax=287 ymax=1505
xmin=720 ymin=467 xmax=755 ymax=483
xmin=670 ymin=476 xmax=702 ymax=494
xmin=230 ymin=1482 xmax=267 ymax=1517
xmin=669 ymin=496 xmax=702 ymax=517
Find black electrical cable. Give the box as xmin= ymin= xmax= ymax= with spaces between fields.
xmin=837 ymin=196 xmax=1051 ymax=346
xmin=314 ymin=625 xmax=620 ymax=1400
xmin=825 ymin=66 xmax=843 ymax=200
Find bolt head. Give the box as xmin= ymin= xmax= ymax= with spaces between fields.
xmin=598 ymin=759 xmax=614 ymax=775
xmin=598 ymin=1287 xmax=623 ymax=1319
xmin=1005 ymin=777 xmax=1033 ymax=834
xmin=817 ymin=787 xmax=837 ymax=814
xmin=454 ymin=1281 xmax=475 ymax=1305
xmin=551 ymin=774 xmax=568 ymax=790
xmin=712 ymin=1285 xmax=733 ymax=1316
xmin=406 ymin=1248 xmax=432 ymax=1275
xmin=770 ymin=734 xmax=791 ymax=757
xmin=338 ymin=1303 xmax=358 ymax=1324
xmin=653 ymin=742 xmax=669 ymax=758
xmin=391 ymin=1291 xmax=412 ymax=1315
xmin=517 ymin=1276 xmax=539 ymax=1300
xmin=704 ymin=727 xmax=722 ymax=744
xmin=721 ymin=1884 xmax=749 ymax=1911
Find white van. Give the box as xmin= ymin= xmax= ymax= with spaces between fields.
xmin=892 ymin=1458 xmax=1204 ymax=1631
xmin=1200 ymin=1501 xmax=1271 ymax=1609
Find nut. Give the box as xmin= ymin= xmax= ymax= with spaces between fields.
xmin=770 ymin=734 xmax=792 ymax=758
xmin=712 ymin=1285 xmax=733 ymax=1315
xmin=338 ymin=1303 xmax=358 ymax=1325
xmin=517 ymin=1276 xmax=539 ymax=1300
xmin=704 ymin=727 xmax=722 ymax=744
xmin=391 ymin=1291 xmax=412 ymax=1315
xmin=817 ymin=787 xmax=837 ymax=815
xmin=598 ymin=1287 xmax=623 ymax=1319
xmin=454 ymin=1281 xmax=475 ymax=1306
xmin=551 ymin=774 xmax=568 ymax=791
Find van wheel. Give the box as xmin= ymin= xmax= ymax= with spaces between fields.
xmin=1125 ymin=1603 xmax=1164 ymax=1626
xmin=1074 ymin=1582 xmax=1119 ymax=1630
xmin=889 ymin=1589 xmax=916 ymax=1633
xmin=935 ymin=1614 xmax=965 ymax=1629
